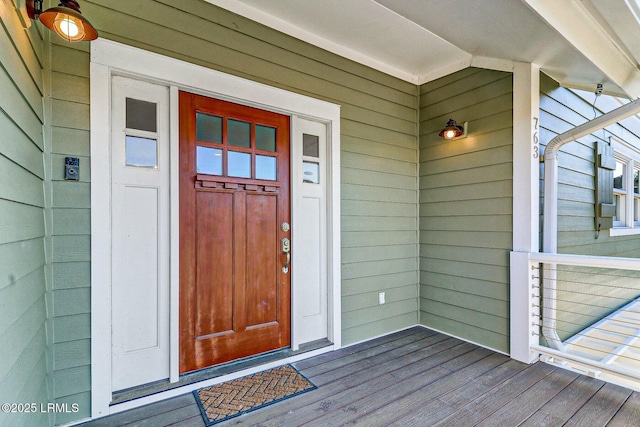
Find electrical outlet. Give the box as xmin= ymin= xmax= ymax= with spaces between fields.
xmin=378 ymin=292 xmax=385 ymax=305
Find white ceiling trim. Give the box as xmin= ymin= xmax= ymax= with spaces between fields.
xmin=205 ymin=0 xmax=423 ymax=84
xmin=523 ymin=0 xmax=640 ymax=98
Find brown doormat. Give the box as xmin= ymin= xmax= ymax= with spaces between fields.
xmin=193 ymin=364 xmax=316 ymax=425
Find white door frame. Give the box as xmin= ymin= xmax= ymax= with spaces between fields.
xmin=90 ymin=39 xmax=341 ymax=418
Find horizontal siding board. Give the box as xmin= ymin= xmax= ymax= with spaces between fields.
xmin=0 ymin=110 xmax=44 ymax=178
xmin=0 ymin=238 xmax=45 ymax=291
xmin=0 ymin=298 xmax=46 ymax=384
xmin=342 ymin=271 xmax=418 ymax=296
xmin=0 ymin=64 xmax=43 ymax=147
xmin=421 ymin=258 xmax=509 ymax=285
xmin=342 ymin=258 xmax=417 ymax=280
xmin=53 ymin=365 xmax=90 ymax=398
xmin=50 ymin=71 xmax=90 ymax=104
xmin=420 ymin=299 xmax=508 ymax=336
xmin=50 ymin=44 xmax=90 ymax=78
xmin=420 ymin=273 xmax=508 ymax=301
xmin=342 ymin=135 xmax=417 ymax=163
xmin=422 ymin=285 xmax=508 ymax=317
xmin=53 ymin=288 xmax=91 ymax=317
xmin=53 ymin=339 xmax=91 ymax=371
xmin=420 ymin=180 xmax=512 ymax=203
xmin=0 ymin=267 xmax=45 ymax=338
xmin=342 ymin=216 xmax=417 ymax=232
xmin=420 ymin=198 xmax=512 ymax=217
xmin=342 ymin=284 xmax=417 ymax=312
xmin=342 ymin=151 xmax=416 ymax=176
xmin=0 ymin=154 xmax=45 ymax=207
xmin=342 ymin=120 xmax=417 ymax=149
xmin=420 ymin=67 xmax=482 ymax=95
xmin=420 ymin=215 xmax=512 ymax=233
xmin=51 ymin=181 xmax=90 ymax=209
xmin=51 ymin=127 xmax=90 ymax=156
xmin=342 ymin=312 xmax=418 ymax=345
xmin=53 ymin=313 xmax=91 ymax=344
xmin=52 ymin=235 xmax=91 ymax=262
xmin=420 ymin=312 xmax=508 ymax=353
xmin=420 ymin=163 xmax=512 ymax=189
xmin=420 ymin=230 xmax=512 ymax=249
xmin=52 ymin=208 xmax=91 ymax=236
xmin=0 ymin=3 xmax=43 ymax=114
xmin=343 ymin=244 xmax=417 ymax=264
xmin=342 ymin=168 xmax=417 ymax=190
xmin=421 ymin=70 xmax=509 ymax=107
xmin=420 ymin=245 xmax=509 ymax=267
xmin=343 ymin=200 xmax=417 ymax=217
xmin=0 ymin=199 xmax=44 ymax=244
xmin=51 ymin=99 xmax=90 ymax=130
xmin=421 ymin=145 xmax=513 ymax=175
xmin=54 ymin=392 xmax=91 ymax=424
xmin=342 ymin=230 xmax=417 ymax=248
xmin=52 ymin=261 xmax=91 ymax=290
xmin=343 ymin=183 xmax=416 ymax=204
xmin=343 ymin=299 xmax=417 ymax=330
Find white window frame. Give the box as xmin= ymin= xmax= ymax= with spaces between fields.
xmin=609 ymin=137 xmax=640 ymax=236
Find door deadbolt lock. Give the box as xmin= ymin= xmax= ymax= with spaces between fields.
xmin=281 ymin=222 xmax=290 ymax=232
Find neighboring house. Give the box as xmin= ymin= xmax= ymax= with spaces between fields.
xmin=1 ymin=1 xmax=640 ymax=426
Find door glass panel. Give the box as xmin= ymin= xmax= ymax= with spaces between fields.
xmin=228 ymin=119 xmax=251 ymax=148
xmin=126 ymin=98 xmax=157 ymax=132
xmin=256 ymin=155 xmax=276 ymax=180
xmin=303 ymin=134 xmax=319 ymax=158
xmin=228 ymin=151 xmax=251 ymax=178
xmin=196 ymin=113 xmax=222 ymax=143
xmin=256 ymin=125 xmax=276 ymax=152
xmin=303 ymin=161 xmax=319 ymax=184
xmin=126 ymin=136 xmax=157 ymax=168
xmin=196 ymin=146 xmax=222 ymax=175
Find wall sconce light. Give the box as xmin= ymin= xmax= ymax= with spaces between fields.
xmin=438 ymin=119 xmax=467 ymax=140
xmin=27 ymin=0 xmax=98 ymax=42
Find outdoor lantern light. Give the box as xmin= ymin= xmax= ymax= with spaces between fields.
xmin=438 ymin=118 xmax=467 ymax=140
xmin=27 ymin=0 xmax=98 ymax=42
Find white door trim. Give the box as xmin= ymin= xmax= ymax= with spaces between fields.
xmin=90 ymin=39 xmax=341 ymax=418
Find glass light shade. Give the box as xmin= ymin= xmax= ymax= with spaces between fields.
xmin=39 ymin=6 xmax=98 ymax=41
xmin=438 ymin=119 xmax=465 ymax=140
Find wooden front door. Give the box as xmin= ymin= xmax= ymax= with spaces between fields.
xmin=179 ymin=92 xmax=291 ymax=373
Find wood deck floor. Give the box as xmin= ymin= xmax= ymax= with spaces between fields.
xmin=79 ymin=327 xmax=640 ymax=427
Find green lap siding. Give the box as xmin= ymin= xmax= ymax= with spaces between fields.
xmin=0 ymin=1 xmax=49 ymax=426
xmin=419 ymin=68 xmax=513 ymax=353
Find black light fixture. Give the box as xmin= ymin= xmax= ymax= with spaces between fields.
xmin=27 ymin=0 xmax=98 ymax=42
xmin=438 ymin=119 xmax=467 ymax=140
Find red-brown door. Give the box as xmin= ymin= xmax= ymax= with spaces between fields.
xmin=179 ymin=92 xmax=291 ymax=373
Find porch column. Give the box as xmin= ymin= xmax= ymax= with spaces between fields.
xmin=510 ymin=62 xmax=541 ymax=363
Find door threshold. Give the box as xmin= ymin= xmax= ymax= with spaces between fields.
xmin=111 ymin=339 xmax=332 ymax=405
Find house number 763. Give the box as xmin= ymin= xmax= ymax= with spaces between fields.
xmin=532 ymin=117 xmax=539 ymax=159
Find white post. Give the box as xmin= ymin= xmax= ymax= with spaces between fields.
xmin=511 ymin=62 xmax=541 ymax=362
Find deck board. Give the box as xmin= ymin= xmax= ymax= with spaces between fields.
xmin=78 ymin=326 xmax=640 ymax=427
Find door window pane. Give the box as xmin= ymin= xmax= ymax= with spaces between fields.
xmin=303 ymin=161 xmax=319 ymax=184
xmin=614 ymin=160 xmax=625 ymax=190
xmin=228 ymin=119 xmax=251 ymax=148
xmin=303 ymin=134 xmax=319 ymax=158
xmin=196 ymin=146 xmax=222 ymax=175
xmin=196 ymin=113 xmax=222 ymax=143
xmin=126 ymin=136 xmax=157 ymax=168
xmin=256 ymin=155 xmax=276 ymax=180
xmin=126 ymin=98 xmax=157 ymax=132
xmin=228 ymin=151 xmax=251 ymax=178
xmin=256 ymin=125 xmax=276 ymax=152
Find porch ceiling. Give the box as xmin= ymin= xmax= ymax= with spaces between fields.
xmin=206 ymin=0 xmax=640 ymax=98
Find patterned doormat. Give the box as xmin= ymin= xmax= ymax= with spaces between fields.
xmin=193 ymin=364 xmax=316 ymax=426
